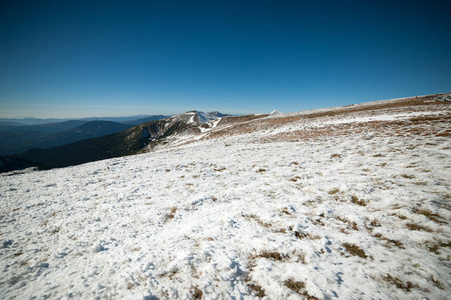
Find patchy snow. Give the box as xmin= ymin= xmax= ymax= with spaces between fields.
xmin=1 ymin=102 xmax=450 ymax=299
xmin=269 ymin=110 xmax=283 ymax=116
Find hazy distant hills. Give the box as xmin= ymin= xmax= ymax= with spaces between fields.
xmin=0 ymin=121 xmax=133 ymax=155
xmin=0 ymin=115 xmax=166 ymax=126
xmin=0 ymin=120 xmax=87 ymax=134
xmin=0 ymin=115 xmax=169 ymax=156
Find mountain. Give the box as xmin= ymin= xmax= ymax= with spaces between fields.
xmin=10 ymin=111 xmax=233 ymax=169
xmin=1 ymin=93 xmax=450 ymax=299
xmin=13 ymin=129 xmax=143 ymax=169
xmin=0 ymin=121 xmax=133 ymax=155
xmin=5 ymin=94 xmax=451 ymax=171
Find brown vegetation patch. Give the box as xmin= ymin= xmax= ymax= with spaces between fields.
xmin=406 ymin=223 xmax=433 ymax=232
xmin=165 ymin=207 xmax=178 ymax=221
xmin=248 ymin=283 xmax=265 ymax=297
xmin=284 ymin=279 xmax=305 ymax=293
xmin=373 ymin=233 xmax=404 ymax=248
xmin=243 ymin=214 xmax=272 ymax=228
xmin=257 ymin=251 xmax=287 ymax=261
xmin=328 ymin=188 xmax=340 ymax=195
xmin=343 ymin=243 xmax=367 ymax=258
xmin=414 ymin=208 xmax=445 ymax=224
xmin=425 ymin=240 xmax=451 ymax=254
xmin=284 ymin=279 xmax=319 ymax=299
xmin=191 ymin=286 xmax=203 ymax=299
xmin=337 ymin=217 xmax=359 ymax=231
xmin=294 ymin=231 xmax=321 ymax=240
xmin=383 ymin=274 xmax=418 ymax=292
xmin=351 ymin=195 xmax=366 ymax=206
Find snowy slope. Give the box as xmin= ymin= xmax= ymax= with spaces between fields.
xmin=1 ymin=95 xmax=450 ymax=299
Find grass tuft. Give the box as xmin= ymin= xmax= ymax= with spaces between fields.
xmin=328 ymin=188 xmax=340 ymax=195
xmin=343 ymin=243 xmax=367 ymax=258
xmin=259 ymin=251 xmax=286 ymax=261
xmin=294 ymin=231 xmax=321 ymax=240
xmin=383 ymin=274 xmax=418 ymax=292
xmin=248 ymin=283 xmax=265 ymax=297
xmin=244 ymin=214 xmax=272 ymax=228
xmin=414 ymin=208 xmax=445 ymax=224
xmin=406 ymin=223 xmax=433 ymax=232
xmin=284 ymin=279 xmax=305 ymax=293
xmin=191 ymin=286 xmax=203 ymax=299
xmin=351 ymin=195 xmax=367 ymax=206
xmin=165 ymin=207 xmax=178 ymax=221
xmin=284 ymin=279 xmax=319 ymax=299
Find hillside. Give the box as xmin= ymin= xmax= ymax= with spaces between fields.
xmin=0 ymin=93 xmax=450 ymax=299
xmin=0 ymin=121 xmax=134 ymax=156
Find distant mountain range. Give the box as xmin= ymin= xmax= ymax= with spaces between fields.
xmin=0 ymin=115 xmax=169 ymax=155
xmin=4 ymin=111 xmax=233 ymax=170
xmin=0 ymin=115 xmax=165 ymax=126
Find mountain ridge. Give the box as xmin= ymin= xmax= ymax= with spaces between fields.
xmin=3 ymin=93 xmax=450 ymax=172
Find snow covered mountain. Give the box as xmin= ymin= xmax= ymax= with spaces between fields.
xmin=1 ymin=93 xmax=450 ymax=299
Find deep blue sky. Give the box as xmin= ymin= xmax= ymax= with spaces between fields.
xmin=0 ymin=0 xmax=450 ymax=118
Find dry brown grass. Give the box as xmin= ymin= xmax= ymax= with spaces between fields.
xmin=414 ymin=208 xmax=445 ymax=224
xmin=284 ymin=279 xmax=305 ymax=293
xmin=429 ymin=275 xmax=445 ymax=289
xmin=390 ymin=213 xmax=407 ymax=220
xmin=257 ymin=251 xmax=287 ymax=261
xmin=343 ymin=243 xmax=367 ymax=258
xmin=383 ymin=274 xmax=418 ymax=292
xmin=337 ymin=217 xmax=359 ymax=231
xmin=165 ymin=207 xmax=178 ymax=221
xmin=328 ymin=188 xmax=340 ymax=195
xmin=244 ymin=214 xmax=272 ymax=228
xmin=294 ymin=231 xmax=321 ymax=240
xmin=284 ymin=279 xmax=319 ymax=299
xmin=373 ymin=233 xmax=404 ymax=248
xmin=248 ymin=283 xmax=265 ymax=297
xmin=191 ymin=286 xmax=203 ymax=299
xmin=425 ymin=240 xmax=451 ymax=254
xmin=351 ymin=195 xmax=366 ymax=206
xmin=406 ymin=223 xmax=433 ymax=232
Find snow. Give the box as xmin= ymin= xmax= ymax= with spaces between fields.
xmin=1 ymin=102 xmax=450 ymax=299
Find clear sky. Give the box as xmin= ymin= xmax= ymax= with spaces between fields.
xmin=0 ymin=0 xmax=450 ymax=118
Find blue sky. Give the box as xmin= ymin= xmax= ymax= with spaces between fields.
xmin=0 ymin=0 xmax=450 ymax=118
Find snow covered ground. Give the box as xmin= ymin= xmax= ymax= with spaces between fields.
xmin=1 ymin=97 xmax=450 ymax=299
